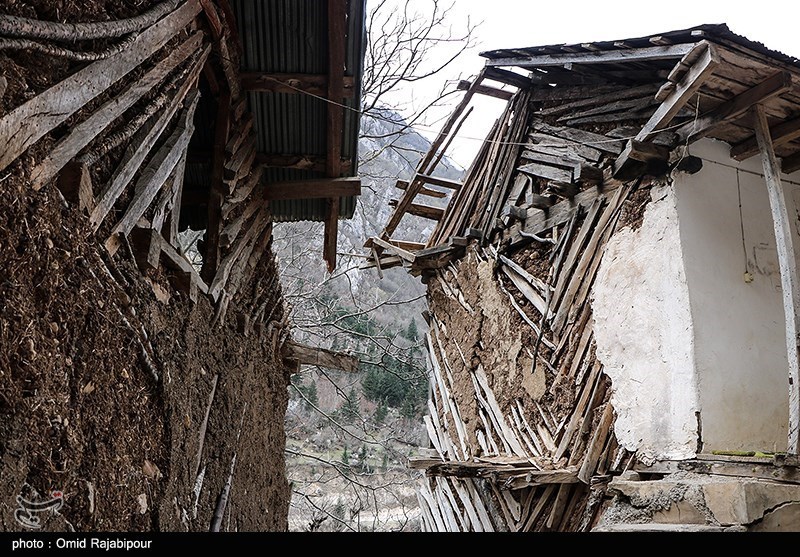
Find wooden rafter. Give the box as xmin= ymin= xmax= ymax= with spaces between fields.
xmin=240 ymin=72 xmax=355 ymax=96
xmin=614 ymin=42 xmax=719 ymax=177
xmin=732 ymin=115 xmax=800 ymax=161
xmin=753 ymin=103 xmax=800 ymax=455
xmin=201 ymin=89 xmax=231 ymax=282
xmin=675 ymin=71 xmax=793 ymax=144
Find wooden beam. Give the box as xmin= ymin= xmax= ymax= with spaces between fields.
xmin=731 ymin=116 xmax=800 ymax=161
xmin=395 ymin=179 xmax=447 ymax=199
xmin=254 ymin=153 xmax=352 ymax=173
xmin=282 ymin=341 xmax=359 ymax=373
xmin=198 ymin=0 xmax=223 ymax=40
xmin=781 ymin=151 xmax=800 ymax=175
xmin=240 ymin=72 xmax=355 ymax=97
xmin=754 ymin=103 xmax=800 ymax=455
xmin=614 ymin=42 xmax=718 ymax=177
xmin=676 ymin=71 xmax=793 ymax=144
xmin=484 ymin=43 xmax=697 ymax=68
xmin=417 ymin=173 xmax=463 ymax=190
xmin=105 ymin=95 xmax=198 ymax=256
xmin=264 ymin=177 xmax=361 ymax=201
xmin=457 ymin=79 xmax=513 ymax=100
xmin=30 ymin=32 xmax=204 ymax=189
xmin=371 ymin=236 xmax=417 ymax=262
xmin=0 ymin=0 xmax=201 ymax=173
xmin=638 ymin=42 xmax=718 ymax=142
xmin=89 ymin=46 xmax=208 ymax=232
xmin=389 ymin=199 xmax=444 ymax=221
xmin=323 ymin=0 xmax=347 ymax=274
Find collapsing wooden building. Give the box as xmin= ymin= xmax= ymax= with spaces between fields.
xmin=0 ymin=1 xmax=364 ymax=531
xmin=364 ymin=24 xmax=800 ymax=531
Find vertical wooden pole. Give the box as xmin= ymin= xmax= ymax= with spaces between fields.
xmin=754 ymin=103 xmax=800 ymax=454
xmin=323 ymin=0 xmax=346 ymax=273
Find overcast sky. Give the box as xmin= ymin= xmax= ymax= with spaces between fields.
xmin=383 ymin=0 xmax=800 ymax=167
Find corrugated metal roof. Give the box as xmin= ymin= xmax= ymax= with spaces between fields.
xmin=231 ymin=0 xmax=366 ymax=222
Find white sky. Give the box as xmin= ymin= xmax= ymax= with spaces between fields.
xmin=387 ymin=0 xmax=800 ymax=167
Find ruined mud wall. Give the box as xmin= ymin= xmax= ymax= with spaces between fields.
xmin=0 ymin=1 xmax=290 ymax=532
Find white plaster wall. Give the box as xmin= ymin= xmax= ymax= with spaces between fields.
xmin=592 ymin=184 xmax=699 ymax=464
xmin=673 ymin=138 xmax=797 ymax=453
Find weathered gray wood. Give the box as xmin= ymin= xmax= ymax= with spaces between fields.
xmin=530 ymin=122 xmax=623 ymax=155
xmin=518 ymin=162 xmax=572 ymax=184
xmin=577 ymin=403 xmax=614 ymax=484
xmin=371 ymin=236 xmax=417 ymax=263
xmin=637 ymin=42 xmax=718 ymax=143
xmin=220 ymin=192 xmax=262 ymax=248
xmin=732 ymin=116 xmax=800 ymax=161
xmin=677 ymin=71 xmax=792 ymax=144
xmin=484 ymin=43 xmax=697 ymax=68
xmin=0 ymin=0 xmax=201 ymax=173
xmin=282 ymin=341 xmax=359 ymax=373
xmin=754 ymin=103 xmax=800 ymax=454
xmin=208 ymin=205 xmax=271 ymax=300
xmin=90 ymin=46 xmax=208 ymax=232
xmin=30 ymin=32 xmax=203 ymax=189
xmin=106 ymin=95 xmax=198 ymax=256
xmin=222 ymin=166 xmax=263 ymax=218
xmin=389 ymin=199 xmax=445 ymax=221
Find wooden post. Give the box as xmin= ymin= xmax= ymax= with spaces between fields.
xmin=323 ymin=0 xmax=346 ymax=273
xmin=753 ymin=104 xmax=800 ymax=454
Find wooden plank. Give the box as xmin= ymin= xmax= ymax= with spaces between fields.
xmin=198 ymin=0 xmax=223 ymax=40
xmin=376 ymin=71 xmax=485 ymax=243
xmin=484 ymin=66 xmax=532 ymax=89
xmin=417 ymin=173 xmax=463 ymax=190
xmin=518 ymin=162 xmax=572 ymax=184
xmin=167 ymin=151 xmax=187 ymax=245
xmin=529 ymin=122 xmax=623 ymax=155
xmin=524 ymin=139 xmax=603 ymax=163
xmin=636 ymin=42 xmax=718 ymax=143
xmin=371 ymin=236 xmax=417 ymax=263
xmin=264 ymin=177 xmax=361 ymax=201
xmin=388 ymin=199 xmax=445 ymax=221
xmin=676 ymin=71 xmax=792 ymax=144
xmin=539 ymin=83 xmax=657 ymax=117
xmin=0 ymin=0 xmax=201 ymax=173
xmin=224 ymin=113 xmax=254 ymax=155
xmin=577 ymin=403 xmax=615 ymax=484
xmin=208 ymin=205 xmax=271 ymax=300
xmin=105 ymin=96 xmax=198 ymax=256
xmin=30 ymin=31 xmax=204 ymax=189
xmin=220 ymin=192 xmax=261 ymax=248
xmin=89 ymin=46 xmax=208 ymax=232
xmin=731 ymin=116 xmax=800 ymax=161
xmin=484 ymin=43 xmax=696 ymax=68
xmin=753 ymin=103 xmax=800 ymax=454
xmin=222 ymin=166 xmax=263 ymax=218
xmin=240 ymin=72 xmax=355 ymax=96
xmin=282 ymin=341 xmax=359 ymax=373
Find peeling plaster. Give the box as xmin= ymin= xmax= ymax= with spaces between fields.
xmin=591 ymin=184 xmax=699 ymax=463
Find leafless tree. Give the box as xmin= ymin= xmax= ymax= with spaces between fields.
xmin=277 ymin=0 xmax=478 ymax=532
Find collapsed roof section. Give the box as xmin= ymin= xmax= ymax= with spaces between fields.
xmin=364 ymin=23 xmax=800 ymax=274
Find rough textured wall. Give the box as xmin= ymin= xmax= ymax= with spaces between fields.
xmin=0 ymin=180 xmax=291 ymax=531
xmin=592 ymin=183 xmax=699 ymax=464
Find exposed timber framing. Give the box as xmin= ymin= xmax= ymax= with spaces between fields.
xmin=0 ymin=0 xmax=201 ymax=174
xmin=264 ymin=177 xmax=361 ymax=201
